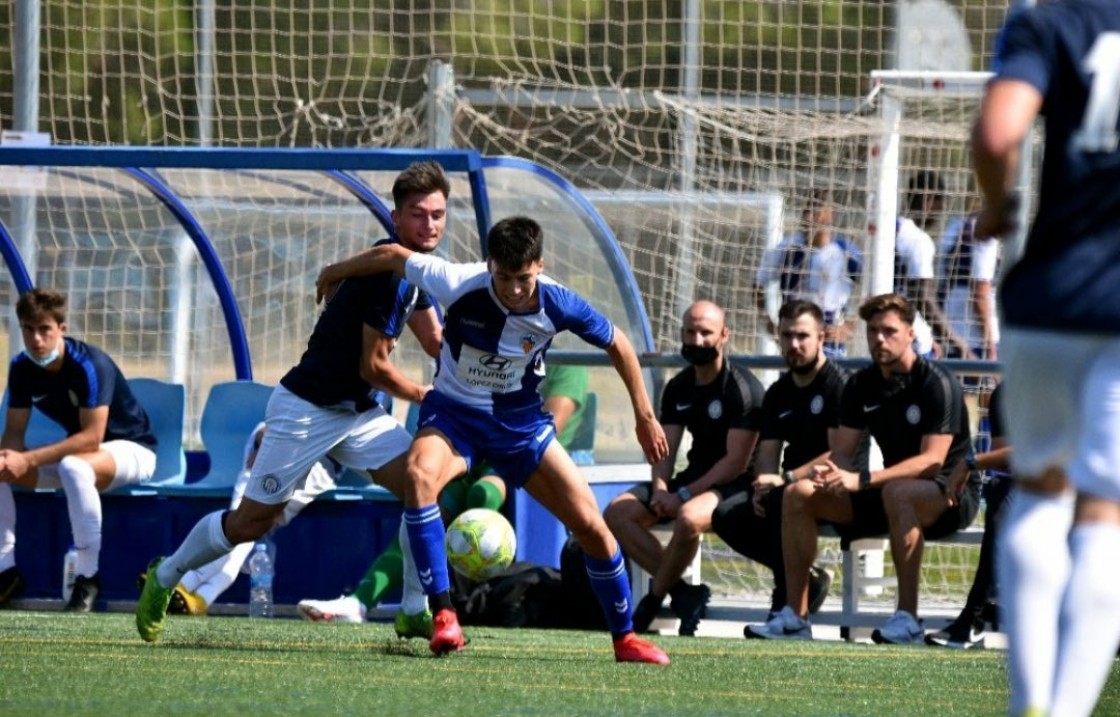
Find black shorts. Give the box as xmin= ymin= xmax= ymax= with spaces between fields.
xmin=830 ymin=479 xmax=981 ymax=545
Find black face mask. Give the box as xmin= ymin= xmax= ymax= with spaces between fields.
xmin=680 ymin=344 xmax=720 ymax=367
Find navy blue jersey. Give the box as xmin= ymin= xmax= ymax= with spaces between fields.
xmin=281 ymin=238 xmax=433 ymax=412
xmin=995 ymin=0 xmax=1120 ymax=331
xmin=659 ymin=362 xmax=765 ymax=482
xmin=838 ymin=357 xmax=971 ymax=479
xmin=7 ymin=337 xmax=155 ymax=446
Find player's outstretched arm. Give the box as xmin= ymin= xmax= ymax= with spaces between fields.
xmin=972 ymin=79 xmax=1042 ymax=239
xmin=316 ymin=244 xmax=414 ymax=303
xmin=604 ymin=328 xmax=668 ymax=465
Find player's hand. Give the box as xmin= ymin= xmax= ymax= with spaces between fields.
xmin=975 ymin=194 xmax=1019 ymax=241
xmin=942 ymin=461 xmax=969 ymax=508
xmin=315 ymin=264 xmax=343 ymax=304
xmin=0 ymin=450 xmax=30 ymax=484
xmin=648 ymin=489 xmax=675 ymax=519
xmin=813 ymin=459 xmax=857 ymax=494
xmin=636 ymin=416 xmax=669 ymax=465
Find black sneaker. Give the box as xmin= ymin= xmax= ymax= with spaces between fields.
xmin=65 ymin=574 xmax=101 ymax=612
xmin=670 ymin=583 xmax=711 ymax=637
xmin=807 ymin=565 xmax=833 ymax=615
xmin=925 ymin=610 xmax=985 ymax=649
xmin=631 ymin=593 xmax=662 ymax=634
xmin=0 ymin=566 xmax=25 ymax=607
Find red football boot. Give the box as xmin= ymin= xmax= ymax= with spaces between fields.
xmin=429 ymin=608 xmax=465 ymax=656
xmin=613 ymin=632 xmax=671 ymax=665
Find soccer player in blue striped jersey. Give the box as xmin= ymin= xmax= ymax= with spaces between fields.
xmin=974 ymin=2 xmax=1120 ymax=715
xmin=316 ymin=216 xmax=672 ymax=664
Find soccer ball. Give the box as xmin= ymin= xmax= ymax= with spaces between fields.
xmin=445 ymin=508 xmax=517 ymax=581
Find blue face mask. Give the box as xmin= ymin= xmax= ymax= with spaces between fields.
xmin=24 ymin=342 xmax=61 ymax=368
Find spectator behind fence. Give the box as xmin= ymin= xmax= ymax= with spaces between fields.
xmin=605 ymin=300 xmax=764 ymax=637
xmin=895 ymin=171 xmax=972 ymax=359
xmin=314 ymin=215 xmax=672 ymax=664
xmin=135 ymin=160 xmax=449 ymax=643
xmin=938 ymin=208 xmax=1000 ymax=362
xmin=746 ymin=292 xmax=980 ymax=643
xmin=295 ymin=364 xmax=591 ymax=627
xmin=926 ymin=382 xmax=1011 ymax=650
xmin=973 ymin=2 xmax=1120 ymax=714
xmin=0 ymin=288 xmax=158 ymax=612
xmin=712 ymin=299 xmax=860 ymax=627
xmin=753 ymin=189 xmax=861 ymax=356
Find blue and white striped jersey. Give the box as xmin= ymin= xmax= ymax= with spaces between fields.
xmin=404 ymin=253 xmax=614 ymax=416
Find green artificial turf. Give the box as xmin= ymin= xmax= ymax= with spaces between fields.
xmin=0 ymin=611 xmax=1116 ymax=716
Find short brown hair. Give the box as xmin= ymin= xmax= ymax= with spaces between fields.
xmin=16 ymin=288 xmax=67 ymax=325
xmin=858 ymin=293 xmax=915 ymax=325
xmin=778 ymin=299 xmax=824 ymax=328
xmin=392 ymin=160 xmax=450 ymax=210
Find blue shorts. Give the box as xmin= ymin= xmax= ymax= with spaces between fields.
xmin=416 ymin=391 xmax=556 ymax=489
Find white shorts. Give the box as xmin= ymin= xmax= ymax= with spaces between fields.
xmin=1001 ymin=328 xmax=1120 ymax=502
xmin=35 ymin=440 xmax=156 ymax=491
xmin=243 ymin=385 xmax=411 ymax=505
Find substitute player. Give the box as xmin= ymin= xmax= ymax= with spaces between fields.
xmin=973 ymin=2 xmax=1120 ymax=714
xmin=316 ymin=215 xmax=672 ymax=664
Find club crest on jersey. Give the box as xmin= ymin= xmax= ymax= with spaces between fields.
xmin=708 ymin=400 xmax=723 ymax=420
xmin=810 ymin=395 xmax=824 ymax=415
xmin=521 ymin=333 xmax=540 ymax=353
xmin=259 ymin=474 xmax=281 ymax=495
xmin=906 ymin=404 xmax=921 ymax=425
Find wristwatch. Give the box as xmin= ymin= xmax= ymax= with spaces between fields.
xmin=677 ymin=486 xmax=692 ymax=502
xmin=859 ymin=467 xmax=872 ymax=491
xmin=783 ymin=470 xmax=796 ymax=485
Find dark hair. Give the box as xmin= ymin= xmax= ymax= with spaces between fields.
xmin=392 ymin=161 xmax=450 ymax=210
xmin=858 ymin=293 xmax=915 ymax=325
xmin=487 ymin=216 xmax=544 ymax=269
xmin=778 ymin=299 xmax=824 ymax=327
xmin=906 ymin=170 xmax=945 ymax=214
xmin=803 ymin=188 xmax=832 ymax=214
xmin=16 ymin=288 xmax=67 ymax=325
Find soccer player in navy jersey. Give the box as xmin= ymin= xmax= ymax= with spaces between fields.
xmin=316 ymin=215 xmax=672 ymax=664
xmin=973 ymin=2 xmax=1120 ymax=714
xmin=0 ymin=288 xmax=158 ymax=611
xmin=135 ymin=161 xmax=448 ymax=642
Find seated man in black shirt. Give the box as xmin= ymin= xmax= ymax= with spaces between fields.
xmin=746 ymin=293 xmax=980 ymax=643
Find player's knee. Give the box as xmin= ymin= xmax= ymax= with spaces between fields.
xmin=223 ymin=506 xmax=274 ymax=544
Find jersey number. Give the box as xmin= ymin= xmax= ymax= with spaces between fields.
xmin=1074 ymin=32 xmax=1120 ymax=153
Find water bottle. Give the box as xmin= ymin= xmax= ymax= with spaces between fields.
xmin=248 ymin=542 xmax=274 ymax=618
xmin=62 ymin=545 xmax=78 ymax=602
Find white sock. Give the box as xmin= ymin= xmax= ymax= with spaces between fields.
xmin=58 ymin=456 xmax=102 ymax=577
xmin=156 ymin=511 xmax=233 ymax=589
xmin=997 ymin=487 xmax=1075 ymax=715
xmin=0 ymin=484 xmax=16 ymax=571
xmin=398 ymin=520 xmax=427 ymax=616
xmin=194 ymin=541 xmax=255 ymax=607
xmin=1051 ymin=522 xmax=1120 ymax=717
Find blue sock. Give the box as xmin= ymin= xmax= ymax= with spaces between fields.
xmin=584 ymin=548 xmax=633 ymax=635
xmin=402 ymin=504 xmax=450 ymax=597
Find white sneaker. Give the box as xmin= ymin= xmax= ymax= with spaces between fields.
xmin=871 ymin=609 xmax=925 ymax=645
xmin=744 ymin=606 xmax=813 ymax=640
xmin=297 ymin=594 xmax=366 ymax=624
